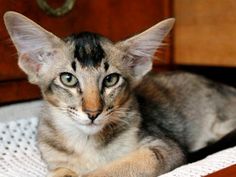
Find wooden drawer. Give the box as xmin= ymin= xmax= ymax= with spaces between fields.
xmin=0 ymin=0 xmax=171 ymax=104
xmin=0 ymin=80 xmax=40 ymax=105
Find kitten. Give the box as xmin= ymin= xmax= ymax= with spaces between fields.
xmin=4 ymin=11 xmax=236 ymax=177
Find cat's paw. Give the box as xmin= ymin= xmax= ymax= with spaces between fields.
xmin=82 ymin=174 xmax=108 ymax=177
xmin=47 ymin=167 xmax=78 ymax=177
xmin=81 ymin=171 xmax=109 ymax=177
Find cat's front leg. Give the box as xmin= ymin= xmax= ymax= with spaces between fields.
xmin=82 ymin=145 xmax=185 ymax=177
xmin=82 ymin=148 xmax=157 ymax=177
xmin=47 ymin=167 xmax=78 ymax=177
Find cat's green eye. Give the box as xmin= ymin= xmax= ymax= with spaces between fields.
xmin=103 ymin=73 xmax=120 ymax=88
xmin=60 ymin=72 xmax=78 ymax=87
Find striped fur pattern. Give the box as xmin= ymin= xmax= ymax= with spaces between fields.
xmin=4 ymin=11 xmax=236 ymax=177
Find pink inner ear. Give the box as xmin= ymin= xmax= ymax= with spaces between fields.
xmin=21 ymin=53 xmax=41 ymax=73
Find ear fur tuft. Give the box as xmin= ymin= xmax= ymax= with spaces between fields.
xmin=4 ymin=11 xmax=63 ymax=83
xmin=117 ymin=18 xmax=175 ymax=80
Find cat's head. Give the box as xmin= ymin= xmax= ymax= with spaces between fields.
xmin=4 ymin=12 xmax=174 ymax=135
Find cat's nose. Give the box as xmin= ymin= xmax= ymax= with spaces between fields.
xmin=84 ymin=109 xmax=102 ymax=121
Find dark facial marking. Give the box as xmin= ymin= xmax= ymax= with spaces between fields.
xmin=46 ymin=83 xmax=54 ymax=94
xmin=106 ymin=105 xmax=114 ymax=111
xmin=50 ymin=82 xmax=73 ymax=97
xmin=41 ymin=136 xmax=73 ymax=155
xmin=66 ymin=32 xmax=105 ymax=67
xmin=98 ymin=121 xmax=129 ymax=146
xmin=104 ymin=62 xmax=109 ymax=71
xmin=71 ymin=61 xmax=76 ymax=72
xmin=43 ymin=118 xmax=56 ymax=132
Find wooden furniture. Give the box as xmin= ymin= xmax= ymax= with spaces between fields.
xmin=0 ymin=0 xmax=171 ymax=105
xmin=174 ymin=0 xmax=236 ymax=66
xmin=206 ymin=165 xmax=236 ymax=177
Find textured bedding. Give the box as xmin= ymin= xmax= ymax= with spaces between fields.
xmin=0 ymin=101 xmax=235 ymax=177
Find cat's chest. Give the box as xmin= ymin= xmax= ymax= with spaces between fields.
xmin=67 ymin=127 xmax=139 ymax=174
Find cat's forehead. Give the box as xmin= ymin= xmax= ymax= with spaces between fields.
xmin=65 ymin=32 xmax=112 ymax=68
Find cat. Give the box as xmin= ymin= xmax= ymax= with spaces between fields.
xmin=4 ymin=11 xmax=236 ymax=177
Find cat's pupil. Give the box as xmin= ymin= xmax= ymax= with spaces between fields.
xmin=107 ymin=76 xmax=113 ymax=83
xmin=66 ymin=75 xmax=72 ymax=82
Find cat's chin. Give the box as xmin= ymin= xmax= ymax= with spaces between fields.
xmin=78 ymin=124 xmax=103 ymax=135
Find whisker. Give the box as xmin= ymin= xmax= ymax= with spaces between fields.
xmin=115 ymin=118 xmax=130 ymax=126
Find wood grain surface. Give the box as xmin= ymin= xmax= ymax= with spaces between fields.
xmin=174 ymin=0 xmax=236 ymax=66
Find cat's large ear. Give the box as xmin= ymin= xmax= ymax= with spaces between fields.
xmin=4 ymin=11 xmax=63 ymax=84
xmin=116 ymin=18 xmax=175 ymax=80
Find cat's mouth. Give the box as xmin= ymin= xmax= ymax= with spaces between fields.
xmin=78 ymin=123 xmax=104 ymax=135
xmin=66 ymin=107 xmax=106 ymax=134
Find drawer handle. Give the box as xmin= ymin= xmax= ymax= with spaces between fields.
xmin=37 ymin=0 xmax=76 ymax=16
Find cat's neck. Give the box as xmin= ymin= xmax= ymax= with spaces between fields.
xmin=95 ymin=96 xmax=140 ymax=145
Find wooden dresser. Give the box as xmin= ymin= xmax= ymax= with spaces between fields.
xmin=0 ymin=0 xmax=171 ymax=105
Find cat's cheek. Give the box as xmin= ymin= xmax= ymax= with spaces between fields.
xmin=69 ymin=112 xmax=91 ymax=125
xmin=113 ymin=88 xmax=130 ymax=108
xmin=43 ymin=93 xmax=61 ymax=107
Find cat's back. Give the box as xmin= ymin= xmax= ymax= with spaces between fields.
xmin=141 ymin=71 xmax=236 ymax=108
xmin=136 ymin=71 xmax=236 ymax=151
xmin=136 ymin=71 xmax=231 ymax=107
xmin=137 ymin=71 xmax=236 ymax=109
